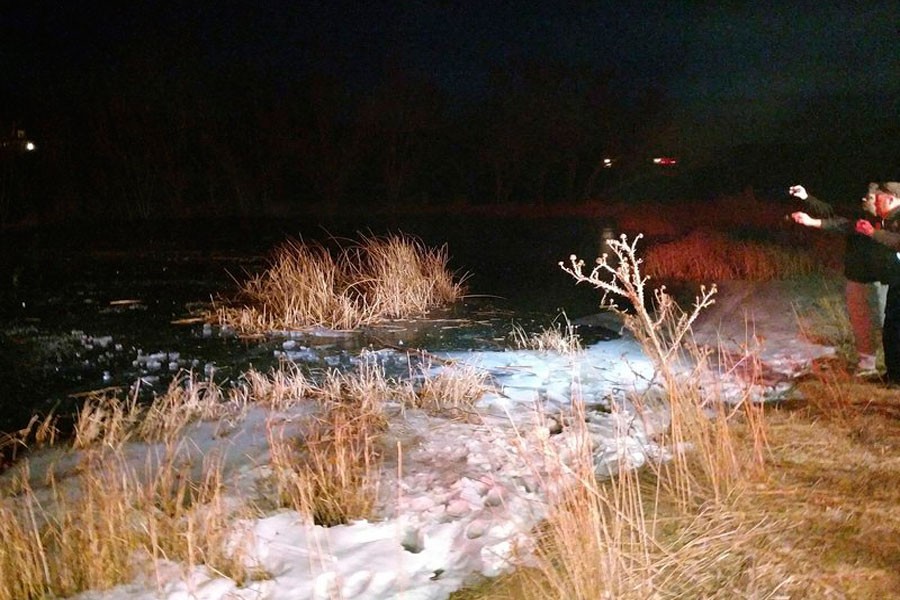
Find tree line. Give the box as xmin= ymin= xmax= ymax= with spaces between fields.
xmin=2 ymin=56 xmax=673 ymax=225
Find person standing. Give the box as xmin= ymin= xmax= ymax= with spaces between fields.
xmin=854 ymin=182 xmax=900 ymax=383
xmin=789 ymin=183 xmax=889 ymax=373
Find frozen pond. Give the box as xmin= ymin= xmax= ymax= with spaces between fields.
xmin=0 ymin=215 xmax=615 ymax=438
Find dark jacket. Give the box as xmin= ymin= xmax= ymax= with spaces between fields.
xmin=802 ymin=194 xmax=900 ymax=284
xmin=869 ymin=206 xmax=900 ymax=284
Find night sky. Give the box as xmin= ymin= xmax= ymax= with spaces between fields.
xmin=1 ymin=1 xmax=897 ymax=217
xmin=5 ymin=1 xmax=896 ymax=147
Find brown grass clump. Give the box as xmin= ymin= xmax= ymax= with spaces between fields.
xmin=0 ymin=442 xmax=256 ymax=599
xmin=216 ymin=233 xmax=467 ymax=333
xmin=0 ymin=370 xmax=267 ymax=599
xmin=139 ymin=373 xmax=246 ymax=442
xmin=609 ymin=191 xmax=799 ymax=239
xmin=239 ymin=360 xmax=313 ymax=410
xmin=0 ymin=412 xmax=59 ymax=466
xmin=407 ymin=360 xmax=493 ymax=419
xmin=266 ymin=404 xmax=385 ymax=527
xmin=792 ymin=280 xmax=859 ymax=363
xmin=71 ymin=372 xmax=245 ymax=449
xmin=357 ymin=233 xmax=465 ymax=318
xmin=510 ymin=314 xmax=582 ymax=355
xmin=643 ymin=228 xmax=823 ymax=281
xmin=265 ymin=359 xmax=391 ymax=526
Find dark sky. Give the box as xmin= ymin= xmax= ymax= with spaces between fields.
xmin=3 ymin=1 xmax=898 ymax=154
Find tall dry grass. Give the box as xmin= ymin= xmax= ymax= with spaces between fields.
xmin=643 ymin=228 xmax=822 ymax=281
xmin=264 ymin=363 xmax=389 ymax=526
xmin=407 ymin=359 xmax=493 ymax=419
xmin=478 ymin=416 xmax=784 ymax=600
xmin=564 ymin=233 xmax=769 ymax=496
xmin=459 ymin=233 xmax=780 ymax=598
xmin=264 ymin=352 xmax=493 ymax=524
xmin=216 ymin=233 xmax=467 ymax=333
xmin=510 ymin=313 xmax=583 ymax=355
xmin=0 ymin=442 xmax=257 ymax=599
xmin=791 ymin=277 xmax=860 ymax=364
xmin=239 ymin=359 xmax=313 ymax=410
xmin=454 ymin=232 xmax=896 ymax=600
xmin=0 ymin=373 xmax=263 ymax=599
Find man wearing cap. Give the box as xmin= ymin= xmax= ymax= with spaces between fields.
xmin=854 ymin=182 xmax=900 ymax=384
xmin=789 ymin=183 xmax=889 ymax=374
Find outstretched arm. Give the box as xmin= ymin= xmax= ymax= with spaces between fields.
xmin=793 ymin=210 xmax=851 ymax=232
xmin=789 ymin=184 xmax=835 ymax=218
xmin=791 ymin=211 xmax=822 ymax=228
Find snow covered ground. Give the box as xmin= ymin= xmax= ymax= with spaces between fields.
xmin=8 ymin=278 xmax=840 ymax=600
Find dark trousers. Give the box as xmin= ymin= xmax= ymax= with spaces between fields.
xmin=884 ymin=284 xmax=900 ymax=382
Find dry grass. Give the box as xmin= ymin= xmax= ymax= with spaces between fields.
xmin=459 ymin=395 xmax=784 ymax=600
xmin=264 ymin=355 xmax=391 ymax=526
xmin=748 ymin=386 xmax=900 ymax=597
xmin=216 ymin=233 xmax=467 ymax=333
xmin=610 ymin=191 xmax=789 ymax=238
xmin=510 ymin=313 xmax=583 ymax=355
xmin=407 ymin=359 xmax=493 ymax=419
xmin=238 ymin=359 xmax=313 ymax=411
xmin=264 ymin=352 xmax=495 ymax=524
xmin=357 ymin=233 xmax=465 ymax=317
xmin=455 ymin=234 xmax=900 ymax=600
xmin=0 ymin=371 xmax=269 ymax=599
xmin=70 ymin=372 xmax=246 ymax=449
xmin=1 ymin=412 xmax=59 ymax=467
xmin=643 ymin=228 xmax=823 ymax=281
xmin=793 ymin=288 xmax=858 ymax=364
xmin=0 ymin=442 xmax=257 ymax=600
xmin=266 ymin=403 xmax=385 ymax=527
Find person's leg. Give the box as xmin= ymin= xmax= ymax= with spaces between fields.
xmin=882 ymin=284 xmax=900 ymax=382
xmin=845 ymin=280 xmax=878 ymax=364
xmin=874 ymin=281 xmax=888 ymax=326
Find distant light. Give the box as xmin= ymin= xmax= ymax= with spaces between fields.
xmin=653 ymin=157 xmax=677 ymax=166
xmin=603 ymin=158 xmax=613 ymax=168
xmin=25 ymin=141 xmax=36 ymax=151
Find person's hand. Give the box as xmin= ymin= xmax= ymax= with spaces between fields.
xmin=855 ymin=219 xmax=875 ymax=236
xmin=791 ymin=211 xmax=814 ymax=226
xmin=789 ymin=184 xmax=808 ymax=200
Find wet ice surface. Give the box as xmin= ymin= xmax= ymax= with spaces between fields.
xmin=0 ymin=253 xmax=259 ymax=432
xmin=0 ymin=246 xmax=612 ymax=436
xmin=0 ymin=214 xmax=617 ymax=433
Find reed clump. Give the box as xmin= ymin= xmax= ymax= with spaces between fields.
xmin=644 ymin=228 xmax=823 ymax=281
xmin=510 ymin=313 xmax=582 ymax=355
xmin=265 ymin=360 xmax=391 ymax=526
xmin=407 ymin=359 xmax=493 ymax=419
xmin=0 ymin=369 xmax=282 ymax=599
xmin=216 ymin=233 xmax=467 ymax=333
